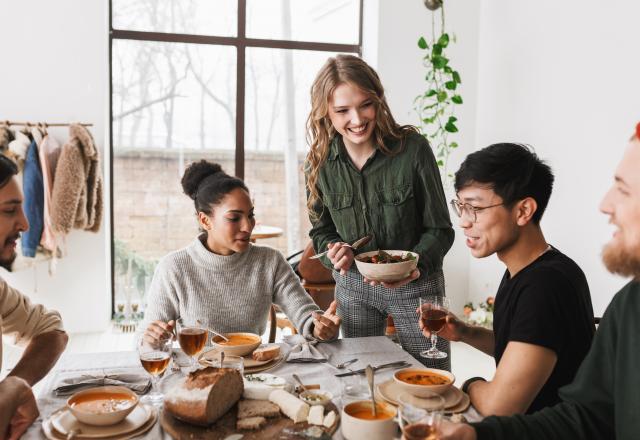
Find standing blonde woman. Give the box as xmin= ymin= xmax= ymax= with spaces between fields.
xmin=305 ymin=54 xmax=454 ymax=368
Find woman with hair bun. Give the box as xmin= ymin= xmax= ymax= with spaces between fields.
xmin=143 ymin=160 xmax=341 ymax=343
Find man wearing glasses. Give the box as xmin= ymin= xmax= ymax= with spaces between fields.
xmin=420 ymin=143 xmax=595 ymax=416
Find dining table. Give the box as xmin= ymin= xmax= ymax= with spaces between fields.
xmin=23 ymin=336 xmax=482 ymax=439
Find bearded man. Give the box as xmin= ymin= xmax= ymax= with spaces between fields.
xmin=0 ymin=155 xmax=68 ymax=439
xmin=440 ymin=123 xmax=640 ymax=440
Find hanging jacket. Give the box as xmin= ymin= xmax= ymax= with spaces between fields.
xmin=22 ymin=139 xmax=45 ymax=257
xmin=38 ymin=134 xmax=61 ymax=252
xmin=51 ymin=124 xmax=103 ymax=234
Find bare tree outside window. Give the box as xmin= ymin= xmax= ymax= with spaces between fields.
xmin=110 ymin=0 xmax=362 ymax=316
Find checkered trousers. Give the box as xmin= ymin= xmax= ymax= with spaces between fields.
xmin=333 ymin=269 xmax=451 ymax=371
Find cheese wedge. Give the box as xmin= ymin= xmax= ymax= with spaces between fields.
xmin=308 ymin=405 xmax=324 ymax=425
xmin=268 ymin=389 xmax=310 ymax=423
xmin=323 ymin=410 xmax=336 ymax=428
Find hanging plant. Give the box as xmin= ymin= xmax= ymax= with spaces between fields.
xmin=415 ymin=3 xmax=462 ymax=182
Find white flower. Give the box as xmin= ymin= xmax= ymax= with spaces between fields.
xmin=469 ymin=309 xmax=487 ymax=324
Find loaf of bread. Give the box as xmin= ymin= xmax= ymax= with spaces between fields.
xmin=165 ymin=367 xmax=244 ymax=426
xmin=252 ymin=345 xmax=280 ymax=362
xmin=237 ymin=416 xmax=267 ymax=430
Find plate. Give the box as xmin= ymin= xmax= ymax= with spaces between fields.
xmin=199 ymin=345 xmax=287 ymax=374
xmin=43 ymin=405 xmax=157 ymax=440
xmin=377 ymin=379 xmax=463 ymax=409
xmin=444 ymin=391 xmax=470 ymax=414
xmin=52 ymin=404 xmax=150 ymax=438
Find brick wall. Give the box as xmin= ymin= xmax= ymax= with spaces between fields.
xmin=113 ymin=148 xmax=312 ymax=265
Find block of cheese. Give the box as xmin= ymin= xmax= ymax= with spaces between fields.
xmin=268 ymin=389 xmax=310 ymax=423
xmin=323 ymin=410 xmax=336 ymax=428
xmin=307 ymin=405 xmax=324 ymax=426
xmin=237 ymin=416 xmax=267 ymax=430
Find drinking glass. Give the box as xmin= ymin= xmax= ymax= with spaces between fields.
xmin=419 ymin=296 xmax=450 ymax=359
xmin=176 ymin=317 xmax=208 ymax=368
xmin=398 ymin=392 xmax=445 ymax=440
xmin=209 ymin=354 xmax=244 ymax=374
xmin=340 ymin=374 xmax=370 ymax=406
xmin=138 ymin=335 xmax=173 ymax=406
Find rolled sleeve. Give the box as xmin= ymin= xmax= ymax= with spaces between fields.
xmin=0 ymin=278 xmax=64 ymax=347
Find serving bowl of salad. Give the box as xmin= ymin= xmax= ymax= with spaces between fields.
xmin=354 ymin=250 xmax=419 ymax=283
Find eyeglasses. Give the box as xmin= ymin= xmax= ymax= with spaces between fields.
xmin=450 ymin=199 xmax=504 ymax=223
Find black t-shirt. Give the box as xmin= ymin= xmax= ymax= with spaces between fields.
xmin=493 ymin=247 xmax=595 ymax=414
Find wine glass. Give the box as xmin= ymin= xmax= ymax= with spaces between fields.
xmin=419 ymin=296 xmax=450 ymax=359
xmin=176 ymin=317 xmax=208 ymax=369
xmin=398 ymin=392 xmax=445 ymax=440
xmin=138 ymin=335 xmax=172 ymax=406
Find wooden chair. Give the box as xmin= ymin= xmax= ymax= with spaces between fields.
xmin=268 ymin=304 xmax=298 ymax=343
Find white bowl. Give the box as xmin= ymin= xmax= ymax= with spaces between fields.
xmin=341 ymin=400 xmax=397 ymax=440
xmin=299 ymin=389 xmax=334 ymax=407
xmin=355 ymin=250 xmax=419 ymax=283
xmin=211 ymin=332 xmax=262 ymax=356
xmin=393 ymin=367 xmax=455 ymax=397
xmin=67 ymin=386 xmax=139 ymax=426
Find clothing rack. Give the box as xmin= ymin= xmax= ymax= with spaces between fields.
xmin=1 ymin=120 xmax=93 ymax=127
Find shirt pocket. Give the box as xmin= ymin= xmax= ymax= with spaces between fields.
xmin=323 ymin=192 xmax=356 ymax=239
xmin=376 ymin=184 xmax=417 ymax=236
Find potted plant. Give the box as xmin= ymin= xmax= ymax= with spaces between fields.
xmin=415 ymin=0 xmax=463 ymax=183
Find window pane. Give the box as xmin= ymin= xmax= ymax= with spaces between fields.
xmin=247 ymin=0 xmax=360 ymax=44
xmin=244 ymin=48 xmax=355 ymax=254
xmin=112 ymin=39 xmax=236 ymax=309
xmin=112 ymin=0 xmax=237 ymax=37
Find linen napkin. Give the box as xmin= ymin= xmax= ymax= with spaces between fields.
xmin=284 ymin=334 xmax=328 ymax=363
xmin=53 ymin=372 xmax=152 ymax=396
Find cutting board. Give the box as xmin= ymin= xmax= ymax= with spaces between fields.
xmin=161 ymin=402 xmax=339 ymax=440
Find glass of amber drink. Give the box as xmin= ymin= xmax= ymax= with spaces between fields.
xmin=398 ymin=392 xmax=445 ymax=440
xmin=419 ymin=296 xmax=450 ymax=359
xmin=138 ymin=335 xmax=172 ymax=406
xmin=176 ymin=317 xmax=208 ymax=368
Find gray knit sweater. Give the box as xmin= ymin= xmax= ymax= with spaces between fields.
xmin=143 ymin=235 xmax=320 ymax=338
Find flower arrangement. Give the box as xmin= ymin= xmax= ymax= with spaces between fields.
xmin=463 ymin=296 xmax=494 ymax=328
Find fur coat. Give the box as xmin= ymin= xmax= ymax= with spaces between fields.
xmin=50 ymin=124 xmax=103 ymax=234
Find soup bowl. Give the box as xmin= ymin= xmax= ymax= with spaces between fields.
xmin=67 ymin=386 xmax=139 ymax=426
xmin=211 ymin=332 xmax=262 ymax=356
xmin=393 ymin=367 xmax=455 ymax=397
xmin=341 ymin=400 xmax=397 ymax=440
xmin=354 ymin=250 xmax=419 ymax=283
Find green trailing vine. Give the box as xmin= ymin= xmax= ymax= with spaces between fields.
xmin=415 ymin=5 xmax=462 ymax=182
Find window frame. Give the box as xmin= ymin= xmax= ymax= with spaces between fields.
xmin=108 ymin=0 xmax=363 ymax=315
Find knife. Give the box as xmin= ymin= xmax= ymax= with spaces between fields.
xmin=334 ymin=361 xmax=411 ymax=377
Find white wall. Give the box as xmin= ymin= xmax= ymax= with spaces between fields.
xmin=469 ymin=0 xmax=640 ymax=315
xmin=366 ymin=0 xmax=482 ymax=314
xmin=0 ymin=0 xmax=111 ymax=333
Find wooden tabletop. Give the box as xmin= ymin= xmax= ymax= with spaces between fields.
xmin=250 ymin=224 xmax=284 ymax=241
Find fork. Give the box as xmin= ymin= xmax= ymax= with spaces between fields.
xmin=335 ymin=358 xmax=358 ymax=369
xmin=310 ymin=234 xmax=373 ymax=260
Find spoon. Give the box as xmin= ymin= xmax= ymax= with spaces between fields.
xmin=335 ymin=358 xmax=358 ymax=369
xmin=292 ymin=374 xmax=308 ymax=392
xmin=310 ymin=234 xmax=373 ymax=260
xmin=196 ymin=319 xmax=230 ymax=342
xmin=365 ymin=365 xmax=377 ymax=418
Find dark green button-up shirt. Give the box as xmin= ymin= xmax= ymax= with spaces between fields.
xmin=307 ymin=131 xmax=454 ymax=276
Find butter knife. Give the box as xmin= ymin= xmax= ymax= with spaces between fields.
xmin=310 ymin=234 xmax=373 ymax=260
xmin=334 ymin=360 xmax=411 ymax=377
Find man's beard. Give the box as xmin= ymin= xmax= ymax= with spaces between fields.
xmin=602 ymin=241 xmax=640 ymax=279
xmin=0 ymin=251 xmax=16 ymax=271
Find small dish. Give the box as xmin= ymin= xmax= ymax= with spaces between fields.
xmin=67 ymin=386 xmax=139 ymax=426
xmin=393 ymin=367 xmax=455 ymax=397
xmin=211 ymin=332 xmax=262 ymax=356
xmin=299 ymin=389 xmax=334 ymax=407
xmin=355 ymin=250 xmax=419 ymax=282
xmin=377 ymin=379 xmax=462 ymax=408
xmin=341 ymin=400 xmax=397 ymax=440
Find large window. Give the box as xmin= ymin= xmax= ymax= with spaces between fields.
xmin=110 ymin=0 xmax=362 ymax=315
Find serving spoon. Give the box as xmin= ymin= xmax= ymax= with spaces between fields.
xmin=310 ymin=234 xmax=373 ymax=260
xmin=365 ymin=365 xmax=377 ymax=418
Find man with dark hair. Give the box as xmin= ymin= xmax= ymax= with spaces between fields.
xmin=441 ymin=126 xmax=640 ymax=440
xmin=420 ymin=143 xmax=594 ymax=416
xmin=0 ymin=155 xmax=68 ymax=439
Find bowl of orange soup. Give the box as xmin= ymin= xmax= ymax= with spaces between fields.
xmin=212 ymin=332 xmax=262 ymax=356
xmin=67 ymin=386 xmax=139 ymax=426
xmin=393 ymin=367 xmax=455 ymax=397
xmin=341 ymin=400 xmax=397 ymax=440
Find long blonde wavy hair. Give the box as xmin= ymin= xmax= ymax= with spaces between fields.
xmin=305 ymin=54 xmax=416 ymax=219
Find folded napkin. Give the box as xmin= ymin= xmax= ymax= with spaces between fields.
xmin=53 ymin=373 xmax=152 ymax=396
xmin=284 ymin=334 xmax=328 ymax=363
